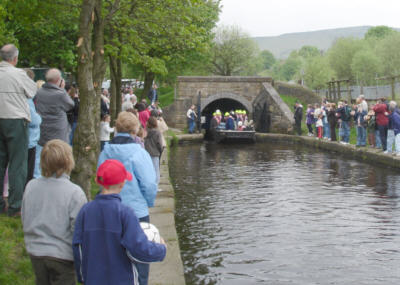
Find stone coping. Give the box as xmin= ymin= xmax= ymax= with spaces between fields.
xmin=149 ymin=149 xmax=186 ymax=285
xmin=177 ymin=76 xmax=273 ymax=83
xmin=256 ymin=133 xmax=400 ymax=169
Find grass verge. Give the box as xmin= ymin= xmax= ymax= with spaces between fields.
xmin=0 ymin=215 xmax=34 ymax=285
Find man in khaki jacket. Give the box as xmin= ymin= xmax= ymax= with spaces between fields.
xmin=0 ymin=44 xmax=37 ymax=216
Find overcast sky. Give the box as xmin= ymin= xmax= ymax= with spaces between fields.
xmin=218 ymin=0 xmax=400 ymax=37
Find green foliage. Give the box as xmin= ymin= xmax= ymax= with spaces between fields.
xmin=365 ymin=26 xmax=395 ymax=40
xmin=328 ymin=37 xmax=362 ymax=80
xmin=272 ymin=55 xmax=302 ymax=81
xmin=3 ymin=0 xmax=80 ymax=70
xmin=376 ymin=32 xmax=400 ymax=76
xmin=210 ymin=25 xmax=260 ymax=76
xmin=351 ymin=48 xmax=380 ymax=85
xmin=298 ymin=45 xmax=321 ymax=59
xmin=114 ymin=0 xmax=220 ymax=76
xmin=258 ymin=50 xmax=276 ymax=70
xmin=0 ymin=216 xmax=34 ymax=285
xmin=304 ymin=56 xmax=333 ymax=90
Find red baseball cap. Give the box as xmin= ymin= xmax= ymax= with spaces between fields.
xmin=96 ymin=159 xmax=133 ymax=187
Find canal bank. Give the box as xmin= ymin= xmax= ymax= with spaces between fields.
xmin=256 ymin=133 xmax=400 ymax=169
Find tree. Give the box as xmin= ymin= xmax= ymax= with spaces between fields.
xmin=328 ymin=37 xmax=362 ymax=80
xmin=258 ymin=50 xmax=276 ymax=70
xmin=351 ymin=48 xmax=380 ymax=86
xmin=72 ymin=0 xmax=120 ymax=197
xmin=298 ymin=45 xmax=321 ymax=59
xmin=304 ymin=56 xmax=333 ymax=90
xmin=280 ymin=56 xmax=302 ymax=81
xmin=376 ymin=32 xmax=400 ymax=76
xmin=210 ymin=25 xmax=259 ymax=76
xmin=3 ymin=0 xmax=80 ymax=70
xmin=365 ymin=26 xmax=395 ymax=40
xmin=118 ymin=0 xmax=220 ymax=98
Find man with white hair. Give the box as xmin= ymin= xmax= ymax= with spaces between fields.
xmin=35 ymin=68 xmax=74 ymax=151
xmin=359 ymin=94 xmax=368 ymax=112
xmin=0 ymin=44 xmax=37 ymax=216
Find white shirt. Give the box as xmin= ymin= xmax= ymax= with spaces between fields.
xmin=99 ymin=121 xmax=114 ymax=141
xmin=0 ymin=61 xmax=37 ymax=121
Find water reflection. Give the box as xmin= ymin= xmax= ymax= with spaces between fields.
xmin=170 ymin=143 xmax=400 ymax=285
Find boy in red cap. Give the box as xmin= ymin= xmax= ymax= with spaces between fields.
xmin=72 ymin=159 xmax=166 ymax=285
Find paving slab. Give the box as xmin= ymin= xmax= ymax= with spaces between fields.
xmin=149 ymin=150 xmax=186 ymax=285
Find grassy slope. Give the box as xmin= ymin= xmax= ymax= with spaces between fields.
xmin=0 ymin=180 xmax=100 ymax=285
xmin=0 ymin=216 xmax=34 ymax=285
xmin=135 ymin=86 xmax=175 ymax=108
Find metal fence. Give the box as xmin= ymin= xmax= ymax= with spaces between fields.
xmin=315 ymin=82 xmax=400 ymax=101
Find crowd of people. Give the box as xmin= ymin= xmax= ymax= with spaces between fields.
xmin=296 ymin=95 xmax=400 ymax=155
xmin=186 ymin=105 xmax=254 ymax=135
xmin=0 ymin=44 xmax=168 ymax=285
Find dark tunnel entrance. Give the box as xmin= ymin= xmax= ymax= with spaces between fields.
xmin=201 ymin=98 xmax=249 ymax=138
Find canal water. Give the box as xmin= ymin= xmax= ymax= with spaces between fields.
xmin=169 ymin=142 xmax=400 ymax=285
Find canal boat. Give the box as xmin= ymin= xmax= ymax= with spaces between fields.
xmin=214 ymin=129 xmax=256 ymax=143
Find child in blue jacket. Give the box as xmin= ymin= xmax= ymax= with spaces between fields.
xmin=72 ymin=159 xmax=166 ymax=285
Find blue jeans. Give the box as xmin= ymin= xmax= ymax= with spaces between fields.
xmin=69 ymin=121 xmax=77 ymax=146
xmin=375 ymin=129 xmax=382 ymax=148
xmin=386 ymin=129 xmax=395 ymax=152
xmin=151 ymin=156 xmax=160 ymax=186
xmin=356 ymin=126 xmax=366 ymax=146
xmin=34 ymin=144 xmax=42 ymax=178
xmin=136 ymin=215 xmax=150 ymax=285
xmin=395 ymin=134 xmax=400 ymax=154
xmin=188 ymin=119 xmax=195 ymax=133
xmin=323 ymin=121 xmax=330 ymax=139
xmin=341 ymin=121 xmax=350 ymax=143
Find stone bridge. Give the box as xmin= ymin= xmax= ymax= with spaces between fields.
xmin=163 ymin=76 xmax=295 ymax=133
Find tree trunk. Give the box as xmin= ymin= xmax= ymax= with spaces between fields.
xmin=142 ymin=70 xmax=155 ymax=102
xmin=116 ymin=57 xmax=122 ymax=114
xmin=109 ymin=55 xmax=118 ymax=123
xmin=71 ymin=0 xmax=105 ymax=199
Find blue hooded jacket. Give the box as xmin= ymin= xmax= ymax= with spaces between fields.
xmin=392 ymin=108 xmax=400 ymax=136
xmin=28 ymin=99 xmax=42 ymax=148
xmin=98 ymin=133 xmax=157 ymax=219
xmin=72 ymin=194 xmax=166 ymax=285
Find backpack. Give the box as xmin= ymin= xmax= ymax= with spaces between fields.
xmin=342 ymin=106 xmax=351 ymax=121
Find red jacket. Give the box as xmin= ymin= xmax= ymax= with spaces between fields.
xmin=373 ymin=103 xmax=389 ymax=126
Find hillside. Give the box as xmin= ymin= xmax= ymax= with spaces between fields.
xmin=253 ymin=26 xmax=400 ymax=59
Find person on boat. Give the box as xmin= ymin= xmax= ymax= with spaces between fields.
xmin=225 ymin=112 xmax=235 ymax=130
xmin=237 ymin=121 xmax=245 ymax=131
xmin=209 ymin=112 xmax=220 ymax=140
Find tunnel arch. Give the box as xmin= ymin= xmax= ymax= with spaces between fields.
xmin=200 ymin=93 xmax=252 ymax=133
xmin=200 ymin=92 xmax=253 ymax=114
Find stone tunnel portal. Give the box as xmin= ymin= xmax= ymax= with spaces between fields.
xmin=201 ymin=98 xmax=248 ymax=132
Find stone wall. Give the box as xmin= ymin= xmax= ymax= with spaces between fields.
xmin=263 ymin=83 xmax=295 ymax=133
xmin=164 ymin=76 xmax=294 ymax=134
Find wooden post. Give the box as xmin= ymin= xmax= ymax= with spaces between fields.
xmin=347 ymin=80 xmax=351 ymax=103
xmin=332 ymin=81 xmax=336 ymax=102
xmin=328 ymin=82 xmax=331 ymax=101
xmin=337 ymin=81 xmax=341 ymax=100
xmin=391 ymin=76 xmax=395 ymax=100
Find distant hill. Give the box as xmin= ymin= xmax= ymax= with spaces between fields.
xmin=253 ymin=26 xmax=400 ymax=59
